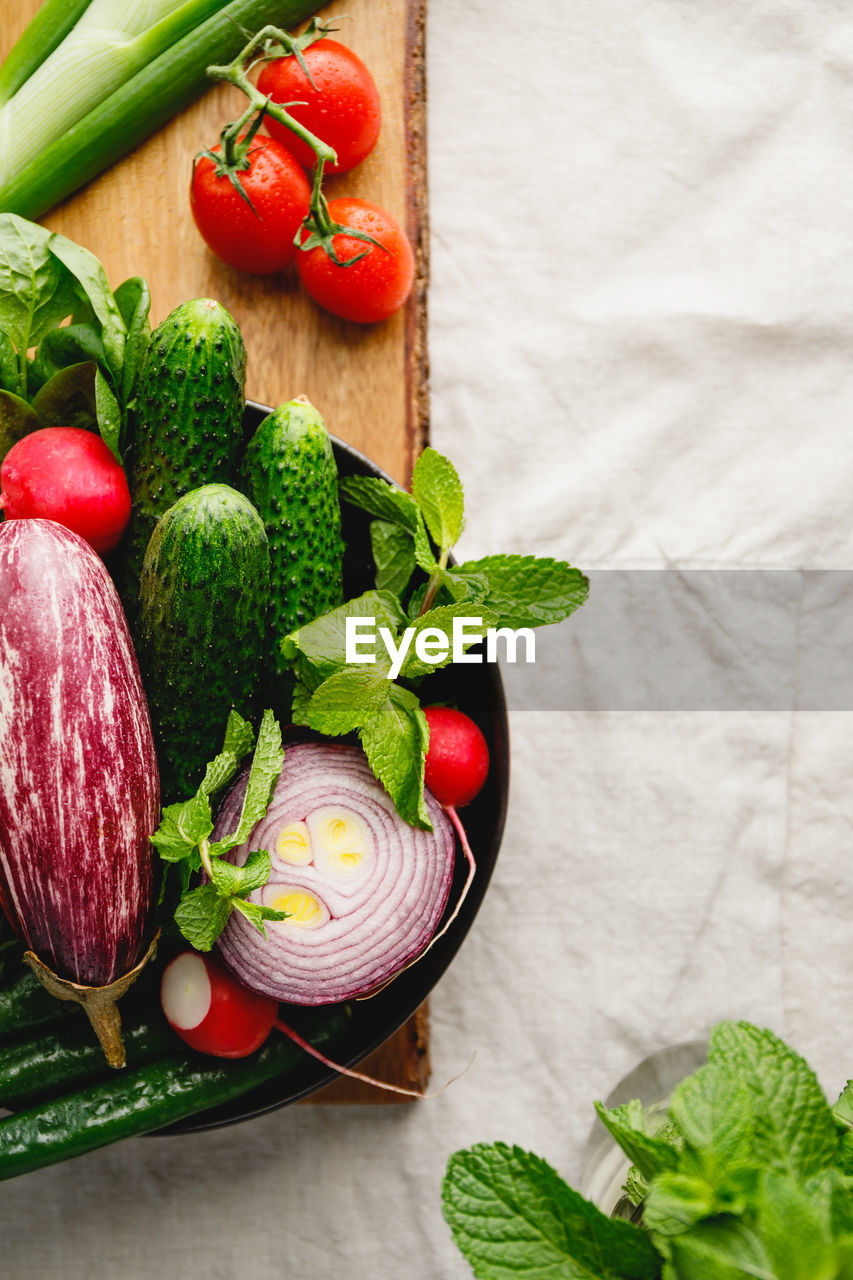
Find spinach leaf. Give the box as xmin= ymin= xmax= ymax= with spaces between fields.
xmin=47 ymin=231 xmax=126 ymax=383
xmin=113 ymin=275 xmax=150 ymax=405
xmin=0 ymin=215 xmax=77 ymax=388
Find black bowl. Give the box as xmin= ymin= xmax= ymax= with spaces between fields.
xmin=161 ymin=402 xmax=509 ymax=1130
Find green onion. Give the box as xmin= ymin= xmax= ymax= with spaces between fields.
xmin=0 ymin=0 xmax=92 ymax=105
xmin=0 ymin=0 xmax=325 ymax=220
xmin=0 ymin=0 xmax=228 ymax=189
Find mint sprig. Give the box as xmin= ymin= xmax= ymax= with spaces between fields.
xmin=444 ymin=1021 xmax=853 ymax=1279
xmin=151 ymin=709 xmax=288 ymax=951
xmin=285 ymin=448 xmax=588 ymax=827
xmin=442 ymin=1143 xmax=661 ymax=1280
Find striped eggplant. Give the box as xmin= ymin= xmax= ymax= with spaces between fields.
xmin=0 ymin=519 xmax=159 ymax=993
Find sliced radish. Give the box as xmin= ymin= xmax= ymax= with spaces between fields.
xmin=161 ymin=951 xmax=278 ymax=1058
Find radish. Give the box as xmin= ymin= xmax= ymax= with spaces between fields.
xmin=161 ymin=950 xmax=447 ymax=1098
xmin=161 ymin=952 xmax=278 ymax=1059
xmin=0 ymin=426 xmax=131 ymax=554
xmin=423 ymin=707 xmax=490 ymax=808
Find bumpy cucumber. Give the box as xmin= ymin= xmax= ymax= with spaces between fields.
xmin=239 ymin=398 xmax=344 ymax=703
xmin=0 ymin=1009 xmax=347 ymax=1181
xmin=137 ymin=484 xmax=270 ymax=801
xmin=121 ymin=298 xmax=246 ymax=613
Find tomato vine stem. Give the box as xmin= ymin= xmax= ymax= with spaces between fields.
xmin=205 ymin=21 xmax=385 ymax=264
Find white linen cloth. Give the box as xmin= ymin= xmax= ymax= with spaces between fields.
xmin=6 ymin=1 xmax=853 ymax=1275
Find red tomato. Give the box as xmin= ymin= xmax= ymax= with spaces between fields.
xmin=190 ymin=135 xmax=311 ymax=274
xmin=257 ymin=39 xmax=381 ymax=175
xmin=0 ymin=426 xmax=130 ymax=555
xmin=297 ymin=198 xmax=414 ymax=323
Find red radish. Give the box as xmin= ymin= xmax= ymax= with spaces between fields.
xmin=161 ymin=951 xmax=278 ymax=1058
xmin=0 ymin=427 xmax=131 ymax=554
xmin=423 ymin=707 xmax=490 ymax=808
xmin=161 ymin=951 xmax=450 ymax=1097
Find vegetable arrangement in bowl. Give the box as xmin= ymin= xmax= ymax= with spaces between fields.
xmin=0 ymin=215 xmax=588 ymax=1173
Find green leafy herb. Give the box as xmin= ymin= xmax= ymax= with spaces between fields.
xmin=455 ymin=554 xmax=590 ymax=628
xmin=445 ymin=1022 xmax=853 ymax=1280
xmin=286 ymin=446 xmax=588 ymax=827
xmin=0 ymin=213 xmax=150 ymax=461
xmin=442 ymin=1143 xmax=661 ymax=1280
xmin=370 ymin=519 xmax=416 ymax=596
xmin=411 ymin=447 xmax=465 ymax=550
xmin=338 ymin=474 xmax=421 ymax=532
xmin=150 ymin=710 xmax=288 ymax=950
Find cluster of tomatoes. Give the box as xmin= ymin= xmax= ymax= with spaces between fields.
xmin=190 ymin=36 xmax=414 ymax=325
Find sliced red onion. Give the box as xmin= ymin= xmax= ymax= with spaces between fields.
xmin=213 ymin=743 xmax=454 ymax=1004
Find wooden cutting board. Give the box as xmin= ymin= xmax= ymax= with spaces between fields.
xmin=0 ymin=0 xmax=430 ymax=1101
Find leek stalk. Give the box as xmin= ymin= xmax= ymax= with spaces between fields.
xmin=0 ymin=0 xmax=227 ymax=186
xmin=0 ymin=0 xmax=92 ymax=105
xmin=0 ymin=0 xmax=326 ymax=220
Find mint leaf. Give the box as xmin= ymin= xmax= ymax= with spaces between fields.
xmin=197 ymin=710 xmax=255 ymax=797
xmin=231 ymin=897 xmax=289 ymax=937
xmin=370 ymin=519 xmax=416 ymax=595
xmin=220 ymin=708 xmax=256 ymax=762
xmin=282 ymin=590 xmax=406 ymax=689
xmin=413 ymin=510 xmax=437 ymax=573
xmin=400 ymin=604 xmax=499 ymax=679
xmin=455 ymin=555 xmax=590 ymax=628
xmin=174 ymin=884 xmax=232 ymax=952
xmin=594 ymin=1099 xmax=681 ymax=1183
xmin=213 ymin=710 xmax=283 ymax=853
xmin=411 ymin=448 xmax=464 ymax=550
xmin=834 ymin=1082 xmax=853 ymax=1131
xmin=666 ymin=1217 xmax=773 ymax=1280
xmin=151 ymin=793 xmax=213 ymax=863
xmin=442 ymin=1143 xmax=661 ymax=1280
xmin=407 ymin=567 xmax=489 ymax=618
xmin=643 ymin=1167 xmax=759 ymax=1239
xmin=668 ymin=1061 xmax=756 ymax=1192
xmin=291 ymin=679 xmax=314 ymax=725
xmin=339 ymin=475 xmax=420 ymax=532
xmin=359 ymin=683 xmax=431 ymax=829
xmin=757 ymin=1172 xmax=835 ymax=1280
xmin=207 ymin=848 xmax=271 ymax=898
xmin=641 ymin=1172 xmax=720 ymax=1237
xmin=707 ymin=1022 xmax=839 ymax=1183
xmin=302 ymin=666 xmax=391 ymax=735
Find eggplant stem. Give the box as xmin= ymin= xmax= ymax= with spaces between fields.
xmin=23 ymin=931 xmax=160 ymax=1069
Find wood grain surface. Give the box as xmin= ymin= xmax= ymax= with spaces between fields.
xmin=0 ymin=0 xmax=430 ymax=1101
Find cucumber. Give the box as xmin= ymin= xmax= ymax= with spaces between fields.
xmin=0 ymin=966 xmax=76 ymax=1040
xmin=239 ymin=398 xmax=344 ymax=708
xmin=0 ymin=1009 xmax=347 ymax=1181
xmin=0 ymin=1005 xmax=174 ymax=1112
xmin=120 ymin=298 xmax=246 ymax=615
xmin=137 ymin=483 xmax=270 ymax=801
